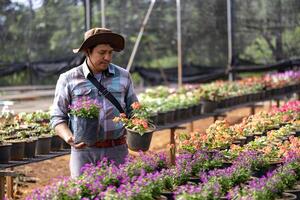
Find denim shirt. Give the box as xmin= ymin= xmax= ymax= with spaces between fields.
xmin=50 ymin=60 xmax=138 ymax=140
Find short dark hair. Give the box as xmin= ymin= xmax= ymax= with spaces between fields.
xmin=87 ymin=45 xmax=97 ymax=53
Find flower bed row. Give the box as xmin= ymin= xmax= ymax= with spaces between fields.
xmin=139 ymin=70 xmax=300 ymax=126
xmin=178 ymin=101 xmax=300 ymax=152
xmin=26 ymin=101 xmax=300 ymax=199
xmin=26 ymin=148 xmax=300 ymax=200
xmin=0 ymin=111 xmax=69 ymax=163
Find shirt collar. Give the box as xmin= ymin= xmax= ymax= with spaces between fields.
xmin=82 ymin=59 xmax=115 ymax=78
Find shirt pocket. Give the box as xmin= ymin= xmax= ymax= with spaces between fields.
xmin=106 ymin=87 xmax=126 ymax=110
xmin=72 ymin=88 xmax=97 ymax=102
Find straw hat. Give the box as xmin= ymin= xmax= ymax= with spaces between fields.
xmin=73 ymin=27 xmax=125 ymax=53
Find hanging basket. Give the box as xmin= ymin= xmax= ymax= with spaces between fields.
xmin=126 ymin=125 xmax=156 ymax=152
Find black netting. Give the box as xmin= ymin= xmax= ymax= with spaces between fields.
xmin=232 ymin=0 xmax=300 ymax=66
xmin=135 ymin=65 xmax=226 ymax=85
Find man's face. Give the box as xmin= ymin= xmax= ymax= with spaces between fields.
xmin=88 ymin=44 xmax=113 ymax=73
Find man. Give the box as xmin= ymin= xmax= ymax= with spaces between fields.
xmin=50 ymin=28 xmax=138 ymax=178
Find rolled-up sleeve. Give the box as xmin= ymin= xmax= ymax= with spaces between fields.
xmin=125 ymin=74 xmax=138 ymax=116
xmin=50 ymin=73 xmax=71 ymax=128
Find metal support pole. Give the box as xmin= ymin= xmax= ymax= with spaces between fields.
xmin=101 ymin=0 xmax=105 ymax=27
xmin=227 ymin=0 xmax=233 ymax=81
xmin=176 ymin=0 xmax=182 ymax=87
xmin=85 ymin=0 xmax=91 ymax=30
xmin=126 ymin=0 xmax=156 ymax=71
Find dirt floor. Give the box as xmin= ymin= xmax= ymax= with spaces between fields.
xmin=10 ymin=103 xmax=274 ymax=200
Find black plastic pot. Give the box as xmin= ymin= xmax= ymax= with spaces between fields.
xmin=126 ymin=126 xmax=155 ymax=152
xmin=24 ymin=139 xmax=37 ymax=158
xmin=201 ymin=100 xmax=217 ymax=113
xmin=10 ymin=140 xmax=25 ymax=160
xmin=157 ymin=112 xmax=167 ymax=126
xmin=160 ymin=191 xmax=174 ymax=200
xmin=164 ymin=110 xmax=175 ymax=125
xmin=275 ymin=192 xmax=297 ymax=200
xmin=51 ymin=135 xmax=63 ymax=151
xmin=285 ymin=184 xmax=300 ymax=200
xmin=0 ymin=143 xmax=12 ymax=163
xmin=36 ymin=136 xmax=52 ymax=155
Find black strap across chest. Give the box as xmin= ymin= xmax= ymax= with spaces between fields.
xmin=87 ymin=73 xmax=126 ymax=115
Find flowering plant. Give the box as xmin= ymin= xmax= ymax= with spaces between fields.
xmin=68 ymin=96 xmax=101 ymax=119
xmin=121 ymin=151 xmax=168 ymax=178
xmin=113 ymin=102 xmax=154 ymax=135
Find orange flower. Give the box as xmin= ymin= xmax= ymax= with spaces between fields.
xmin=132 ymin=118 xmax=140 ymax=126
xmin=131 ymin=102 xmax=141 ymax=110
xmin=141 ymin=119 xmax=149 ymax=129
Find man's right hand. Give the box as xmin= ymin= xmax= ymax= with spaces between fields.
xmin=65 ymin=135 xmax=86 ymax=149
xmin=55 ymin=123 xmax=86 ymax=149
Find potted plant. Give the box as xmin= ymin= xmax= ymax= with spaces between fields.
xmin=68 ymin=96 xmax=101 ymax=146
xmin=50 ymin=129 xmax=63 ymax=151
xmin=5 ymin=138 xmax=26 ymax=160
xmin=16 ymin=130 xmax=37 ymax=158
xmin=199 ymin=85 xmax=219 ymax=113
xmin=0 ymin=136 xmax=12 ymax=163
xmin=113 ymin=102 xmax=156 ymax=151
